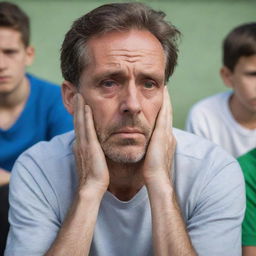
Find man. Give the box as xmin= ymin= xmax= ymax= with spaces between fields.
xmin=186 ymin=23 xmax=256 ymax=158
xmin=5 ymin=3 xmax=245 ymax=256
xmin=0 ymin=2 xmax=73 ymax=255
xmin=238 ymin=149 xmax=256 ymax=256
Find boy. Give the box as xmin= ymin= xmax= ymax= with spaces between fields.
xmin=186 ymin=23 xmax=256 ymax=158
xmin=0 ymin=2 xmax=73 ymax=254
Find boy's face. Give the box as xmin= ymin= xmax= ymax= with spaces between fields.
xmin=0 ymin=27 xmax=34 ymax=95
xmin=224 ymin=55 xmax=256 ymax=113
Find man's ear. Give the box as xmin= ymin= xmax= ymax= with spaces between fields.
xmin=25 ymin=46 xmax=35 ymax=66
xmin=220 ymin=66 xmax=234 ymax=89
xmin=62 ymin=81 xmax=77 ymax=115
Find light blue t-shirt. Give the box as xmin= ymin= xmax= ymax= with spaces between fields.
xmin=5 ymin=129 xmax=245 ymax=256
xmin=0 ymin=73 xmax=73 ymax=171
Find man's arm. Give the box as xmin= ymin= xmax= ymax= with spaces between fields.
xmin=142 ymin=87 xmax=196 ymax=255
xmin=45 ymin=94 xmax=109 ymax=256
xmin=0 ymin=168 xmax=11 ymax=185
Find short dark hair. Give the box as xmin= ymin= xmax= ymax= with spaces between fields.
xmin=61 ymin=2 xmax=180 ymax=87
xmin=0 ymin=1 xmax=30 ymax=47
xmin=223 ymin=22 xmax=256 ymax=71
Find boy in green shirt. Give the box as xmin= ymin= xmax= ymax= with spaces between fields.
xmin=238 ymin=149 xmax=256 ymax=256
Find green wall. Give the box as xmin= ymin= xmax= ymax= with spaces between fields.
xmin=5 ymin=0 xmax=256 ymax=128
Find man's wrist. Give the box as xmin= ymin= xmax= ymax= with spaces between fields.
xmin=77 ymin=182 xmax=107 ymax=201
xmin=145 ymin=174 xmax=174 ymax=194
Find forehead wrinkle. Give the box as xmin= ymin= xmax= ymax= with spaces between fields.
xmin=103 ymin=50 xmax=164 ymax=68
xmin=109 ymin=48 xmax=162 ymax=57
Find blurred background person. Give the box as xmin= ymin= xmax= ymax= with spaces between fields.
xmin=186 ymin=23 xmax=256 ymax=158
xmin=186 ymin=23 xmax=256 ymax=255
xmin=0 ymin=2 xmax=73 ymax=255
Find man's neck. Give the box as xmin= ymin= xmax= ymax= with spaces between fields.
xmin=0 ymin=76 xmax=30 ymax=129
xmin=229 ymin=94 xmax=256 ymax=129
xmin=107 ymin=159 xmax=144 ymax=201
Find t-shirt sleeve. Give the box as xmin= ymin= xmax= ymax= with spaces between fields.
xmin=47 ymin=90 xmax=73 ymax=139
xmin=5 ymin=159 xmax=60 ymax=256
xmin=187 ymin=160 xmax=245 ymax=255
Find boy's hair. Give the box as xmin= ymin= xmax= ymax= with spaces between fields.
xmin=0 ymin=1 xmax=30 ymax=47
xmin=61 ymin=2 xmax=180 ymax=87
xmin=223 ymin=22 xmax=256 ymax=71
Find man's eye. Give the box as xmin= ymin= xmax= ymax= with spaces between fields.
xmin=101 ymin=80 xmax=117 ymax=87
xmin=144 ymin=80 xmax=156 ymax=89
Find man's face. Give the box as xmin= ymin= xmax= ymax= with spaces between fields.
xmin=230 ymin=55 xmax=256 ymax=113
xmin=79 ymin=29 xmax=166 ymax=163
xmin=0 ymin=27 xmax=33 ymax=95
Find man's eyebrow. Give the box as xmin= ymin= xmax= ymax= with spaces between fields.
xmin=92 ymin=70 xmax=127 ymax=82
xmin=136 ymin=70 xmax=165 ymax=83
xmin=91 ymin=66 xmax=165 ymax=84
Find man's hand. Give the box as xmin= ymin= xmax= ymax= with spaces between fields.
xmin=73 ymin=93 xmax=109 ymax=194
xmin=46 ymin=93 xmax=110 ymax=256
xmin=0 ymin=168 xmax=11 ymax=186
xmin=141 ymin=87 xmax=196 ymax=256
xmin=142 ymin=87 xmax=176 ymax=186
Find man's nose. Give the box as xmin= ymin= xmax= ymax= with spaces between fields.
xmin=120 ymin=83 xmax=142 ymax=115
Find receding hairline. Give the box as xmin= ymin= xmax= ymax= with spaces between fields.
xmin=77 ymin=28 xmax=168 ymax=85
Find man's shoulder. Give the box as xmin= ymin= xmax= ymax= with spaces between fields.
xmin=174 ymin=128 xmax=235 ymax=165
xmin=16 ymin=131 xmax=75 ymax=168
xmin=173 ymin=128 xmax=243 ymax=207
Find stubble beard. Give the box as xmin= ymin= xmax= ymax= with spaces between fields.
xmin=96 ymin=117 xmax=152 ymax=164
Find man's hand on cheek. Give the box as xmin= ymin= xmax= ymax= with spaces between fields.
xmin=141 ymin=87 xmax=176 ymax=187
xmin=73 ymin=93 xmax=109 ymax=194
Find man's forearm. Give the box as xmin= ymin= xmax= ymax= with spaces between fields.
xmin=45 ymin=187 xmax=104 ymax=256
xmin=147 ymin=178 xmax=196 ymax=256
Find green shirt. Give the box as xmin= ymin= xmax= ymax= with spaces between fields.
xmin=239 ymin=149 xmax=256 ymax=246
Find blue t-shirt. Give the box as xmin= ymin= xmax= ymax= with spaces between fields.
xmin=0 ymin=73 xmax=73 ymax=171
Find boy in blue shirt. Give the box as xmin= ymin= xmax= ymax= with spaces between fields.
xmin=0 ymin=2 xmax=73 ymax=254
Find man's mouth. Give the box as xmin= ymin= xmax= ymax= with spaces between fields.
xmin=113 ymin=127 xmax=144 ymax=134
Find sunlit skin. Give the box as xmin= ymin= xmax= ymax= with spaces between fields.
xmin=221 ymin=55 xmax=256 ymax=129
xmin=74 ymin=29 xmax=166 ymax=164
